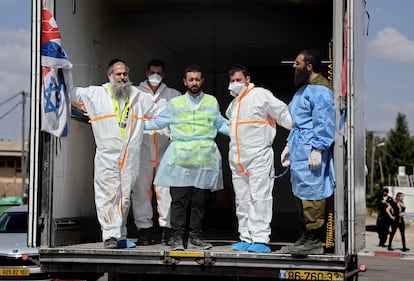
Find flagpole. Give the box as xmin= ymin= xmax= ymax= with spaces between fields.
xmin=21 ymin=90 xmax=26 ymax=199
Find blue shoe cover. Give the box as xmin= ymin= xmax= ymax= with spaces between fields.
xmin=247 ymin=243 xmax=271 ymax=253
xmin=232 ymin=241 xmax=251 ymax=251
xmin=118 ymin=239 xmax=136 ymax=248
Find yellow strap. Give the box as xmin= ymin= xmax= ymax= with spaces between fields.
xmin=108 ymin=86 xmax=131 ymax=139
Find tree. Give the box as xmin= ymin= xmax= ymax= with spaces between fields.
xmin=383 ymin=113 xmax=414 ymax=179
xmin=366 ymin=130 xmax=385 ymax=197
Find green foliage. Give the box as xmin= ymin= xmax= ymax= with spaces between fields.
xmin=365 ymin=184 xmax=382 ymax=210
xmin=383 ymin=113 xmax=414 ymax=177
xmin=366 ymin=113 xmax=414 ymax=202
xmin=366 ymin=131 xmax=385 ymax=196
xmin=366 ymin=192 xmax=377 ymax=209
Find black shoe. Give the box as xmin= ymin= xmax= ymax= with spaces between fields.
xmin=161 ymin=227 xmax=172 ymax=246
xmin=188 ymin=237 xmax=212 ymax=250
xmin=104 ymin=237 xmax=118 ymax=249
xmin=137 ymin=228 xmax=153 ymax=246
xmin=170 ymin=237 xmax=185 ymax=251
xmin=136 ymin=236 xmax=152 ymax=245
xmin=402 ymin=248 xmax=410 ymax=252
xmin=166 ymin=236 xmax=175 ymax=246
xmin=388 ymin=247 xmax=394 ymax=251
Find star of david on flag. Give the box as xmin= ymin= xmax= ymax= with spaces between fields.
xmin=41 ymin=2 xmax=73 ymax=137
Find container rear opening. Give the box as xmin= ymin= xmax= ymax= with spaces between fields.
xmin=50 ymin=0 xmax=334 ymax=244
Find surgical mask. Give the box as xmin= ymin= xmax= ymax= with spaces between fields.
xmin=228 ymin=82 xmax=246 ymax=97
xmin=148 ymin=73 xmax=163 ymax=87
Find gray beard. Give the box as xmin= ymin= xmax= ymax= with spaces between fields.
xmin=111 ymin=80 xmax=132 ymax=99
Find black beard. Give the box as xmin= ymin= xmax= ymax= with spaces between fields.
xmin=293 ymin=67 xmax=310 ymax=88
xmin=187 ymin=85 xmax=201 ymax=95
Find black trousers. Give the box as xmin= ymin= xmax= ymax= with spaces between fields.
xmin=388 ymin=218 xmax=406 ymax=248
xmin=170 ymin=186 xmax=210 ymax=239
xmin=376 ymin=216 xmax=390 ymax=246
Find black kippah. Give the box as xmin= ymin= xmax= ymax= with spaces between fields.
xmin=108 ymin=58 xmax=126 ymax=69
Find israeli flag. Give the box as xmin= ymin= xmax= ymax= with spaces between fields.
xmin=41 ymin=3 xmax=73 ymax=137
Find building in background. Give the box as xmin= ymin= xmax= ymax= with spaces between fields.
xmin=0 ymin=141 xmax=28 ymax=199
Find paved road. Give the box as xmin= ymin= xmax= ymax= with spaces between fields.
xmin=358 ymin=214 xmax=414 ymax=281
xmin=358 ymin=255 xmax=414 ymax=281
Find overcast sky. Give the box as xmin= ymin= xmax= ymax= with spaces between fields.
xmin=0 ymin=0 xmax=413 ymax=140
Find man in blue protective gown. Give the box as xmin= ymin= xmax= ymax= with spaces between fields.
xmin=279 ymin=49 xmax=335 ymax=256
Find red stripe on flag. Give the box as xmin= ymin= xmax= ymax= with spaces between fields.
xmin=42 ymin=5 xmax=61 ymax=45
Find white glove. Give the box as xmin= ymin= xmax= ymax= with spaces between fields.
xmin=308 ymin=149 xmax=322 ymax=170
xmin=280 ymin=145 xmax=290 ymax=167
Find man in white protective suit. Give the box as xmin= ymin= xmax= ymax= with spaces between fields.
xmin=70 ymin=59 xmax=153 ymax=249
xmin=226 ymin=64 xmax=292 ymax=253
xmin=131 ymin=59 xmax=181 ymax=246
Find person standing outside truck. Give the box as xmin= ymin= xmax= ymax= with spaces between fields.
xmin=131 ymin=59 xmax=181 ymax=246
xmin=376 ymin=186 xmax=393 ymax=247
xmin=225 ymin=64 xmax=292 ymax=253
xmin=144 ymin=65 xmax=229 ymax=251
xmin=279 ymin=49 xmax=336 ymax=256
xmin=387 ymin=192 xmax=410 ymax=251
xmin=70 ymin=59 xmax=153 ymax=249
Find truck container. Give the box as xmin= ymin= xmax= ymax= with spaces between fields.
xmin=29 ymin=0 xmax=367 ymax=280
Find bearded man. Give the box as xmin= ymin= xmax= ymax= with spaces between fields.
xmin=279 ymin=49 xmax=336 ymax=257
xmin=70 ymin=59 xmax=153 ymax=249
xmin=144 ymin=65 xmax=229 ymax=251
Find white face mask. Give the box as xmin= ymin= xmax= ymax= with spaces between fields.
xmin=148 ymin=73 xmax=163 ymax=87
xmin=228 ymin=82 xmax=246 ymax=97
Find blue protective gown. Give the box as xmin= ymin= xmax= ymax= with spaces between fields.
xmin=287 ymin=85 xmax=336 ymax=200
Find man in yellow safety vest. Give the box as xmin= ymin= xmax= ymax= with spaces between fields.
xmin=144 ymin=65 xmax=229 ymax=251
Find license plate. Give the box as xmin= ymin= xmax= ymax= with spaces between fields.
xmin=0 ymin=268 xmax=30 ymax=276
xmin=279 ymin=269 xmax=344 ymax=280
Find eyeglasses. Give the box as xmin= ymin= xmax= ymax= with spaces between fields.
xmin=294 ymin=61 xmax=310 ymax=67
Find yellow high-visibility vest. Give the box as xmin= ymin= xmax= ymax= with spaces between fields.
xmin=169 ymin=94 xmax=218 ymax=166
xmin=109 ymin=90 xmax=130 ymax=140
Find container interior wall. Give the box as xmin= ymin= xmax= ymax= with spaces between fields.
xmin=49 ymin=0 xmax=333 ymax=243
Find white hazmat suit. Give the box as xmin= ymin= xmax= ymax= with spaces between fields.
xmin=71 ymin=83 xmax=153 ymax=241
xmin=226 ymin=83 xmax=292 ymax=244
xmin=131 ymin=81 xmax=181 ymax=230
